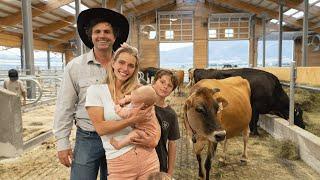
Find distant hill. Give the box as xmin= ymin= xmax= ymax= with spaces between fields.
xmin=159 ymin=40 xmax=293 ymax=66
xmin=0 ymin=49 xmax=63 ymax=70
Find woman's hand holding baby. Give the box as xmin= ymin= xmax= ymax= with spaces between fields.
xmin=128 ymin=103 xmax=152 ymax=125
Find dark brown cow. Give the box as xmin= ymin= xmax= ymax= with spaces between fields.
xmin=140 ymin=67 xmax=161 ymax=83
xmin=184 ymin=77 xmax=252 ymax=180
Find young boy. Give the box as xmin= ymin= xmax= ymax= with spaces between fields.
xmin=110 ymin=85 xmax=161 ymax=150
xmin=3 ymin=69 xmax=26 ymax=105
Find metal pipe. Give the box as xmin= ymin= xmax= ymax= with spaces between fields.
xmin=21 ymin=0 xmax=35 ymax=76
xmin=281 ymin=82 xmax=320 ymax=92
xmin=278 ymin=2 xmax=283 ymax=67
xmin=289 ymin=61 xmax=296 ymax=125
xmin=47 ymin=49 xmax=51 ymax=70
xmin=75 ymin=0 xmax=83 ymax=56
xmin=262 ymin=16 xmax=266 ymax=67
xmin=20 ymin=42 xmax=24 ymax=71
xmin=302 ymin=0 xmax=309 ymax=66
xmin=102 ymin=0 xmax=107 ymax=8
xmin=22 ymin=0 xmax=36 ymax=99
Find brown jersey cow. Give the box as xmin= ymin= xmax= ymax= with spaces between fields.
xmin=183 ymin=77 xmax=252 ymax=180
xmin=173 ymin=70 xmax=184 ymax=96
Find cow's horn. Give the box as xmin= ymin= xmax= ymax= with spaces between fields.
xmin=212 ymin=88 xmax=220 ymax=93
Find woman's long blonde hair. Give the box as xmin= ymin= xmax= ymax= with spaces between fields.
xmin=105 ymin=43 xmax=140 ymax=100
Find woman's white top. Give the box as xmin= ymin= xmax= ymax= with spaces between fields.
xmin=85 ymin=84 xmax=134 ymax=159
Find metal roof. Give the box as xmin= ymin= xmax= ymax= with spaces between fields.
xmin=0 ymin=0 xmax=319 ymax=52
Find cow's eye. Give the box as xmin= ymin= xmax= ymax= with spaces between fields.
xmin=195 ymin=106 xmax=206 ymax=114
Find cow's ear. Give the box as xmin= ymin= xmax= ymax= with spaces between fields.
xmin=183 ymin=99 xmax=193 ymax=138
xmin=216 ymin=97 xmax=228 ymax=111
xmin=211 ymin=88 xmax=220 ymax=95
xmin=184 ymin=99 xmax=190 ymax=109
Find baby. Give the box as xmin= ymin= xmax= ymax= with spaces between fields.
xmin=110 ymin=85 xmax=161 ymax=150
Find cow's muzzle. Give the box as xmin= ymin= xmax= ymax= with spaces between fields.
xmin=208 ymin=130 xmax=226 ymax=142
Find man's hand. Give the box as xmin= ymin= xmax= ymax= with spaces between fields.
xmin=58 ymin=148 xmax=73 ymax=167
xmin=22 ymin=99 xmax=26 ymax=105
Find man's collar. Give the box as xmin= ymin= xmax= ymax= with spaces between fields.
xmin=86 ymin=49 xmax=101 ymax=65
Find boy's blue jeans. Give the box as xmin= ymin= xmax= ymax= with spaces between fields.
xmin=71 ymin=127 xmax=107 ymax=180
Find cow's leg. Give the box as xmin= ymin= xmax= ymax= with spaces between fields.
xmin=193 ymin=140 xmax=206 ymax=179
xmin=204 ymin=142 xmax=217 ymax=180
xmin=240 ymin=126 xmax=250 ymax=164
xmin=196 ymin=154 xmax=203 ymax=179
xmin=148 ymin=76 xmax=151 ymax=84
xmin=249 ymin=108 xmax=259 ymax=135
xmin=218 ymin=139 xmax=227 ymax=164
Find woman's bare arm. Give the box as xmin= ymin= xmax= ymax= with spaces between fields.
xmin=86 ymin=103 xmax=153 ymax=136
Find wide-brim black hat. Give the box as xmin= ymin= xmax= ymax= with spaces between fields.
xmin=77 ymin=8 xmax=129 ymax=51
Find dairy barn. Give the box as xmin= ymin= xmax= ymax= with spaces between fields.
xmin=0 ymin=0 xmax=320 ymax=179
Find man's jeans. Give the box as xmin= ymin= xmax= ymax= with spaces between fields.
xmin=71 ymin=127 xmax=107 ymax=180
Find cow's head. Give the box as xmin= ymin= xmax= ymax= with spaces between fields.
xmin=183 ymin=87 xmax=228 ymax=142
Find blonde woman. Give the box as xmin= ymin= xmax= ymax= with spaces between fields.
xmin=85 ymin=43 xmax=160 ymax=179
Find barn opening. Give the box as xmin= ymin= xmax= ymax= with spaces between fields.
xmin=208 ymin=40 xmax=249 ymax=68
xmin=207 ymin=13 xmax=251 ymax=68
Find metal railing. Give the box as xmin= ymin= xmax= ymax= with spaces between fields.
xmin=281 ymin=82 xmax=320 ymax=92
xmin=0 ymin=75 xmax=62 ymax=106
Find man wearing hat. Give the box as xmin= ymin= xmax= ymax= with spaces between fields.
xmin=53 ymin=8 xmax=129 ymax=180
xmin=3 ymin=69 xmax=26 ymax=105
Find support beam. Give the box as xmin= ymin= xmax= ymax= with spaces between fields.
xmin=278 ymin=1 xmax=284 ymax=67
xmin=204 ymin=1 xmax=234 ymax=13
xmin=107 ymin=0 xmax=118 ymax=9
xmin=48 ymin=32 xmax=75 ymax=47
xmin=125 ymin=0 xmax=175 ymax=16
xmin=101 ymin=0 xmax=107 ymax=8
xmin=262 ymin=15 xmax=266 ymax=67
xmin=22 ymin=0 xmax=35 ymax=76
xmin=34 ymin=16 xmax=74 ymax=34
xmin=267 ymin=0 xmax=320 ymax=18
xmin=213 ymin=0 xmax=320 ymax=33
xmin=302 ymin=0 xmax=308 ymax=67
xmin=0 ymin=0 xmax=73 ymax=27
xmin=249 ymin=16 xmax=258 ymax=67
xmin=75 ymin=0 xmax=82 ymax=56
xmin=0 ymin=33 xmax=65 ymax=52
xmin=136 ymin=3 xmax=176 ymax=20
xmin=267 ymin=0 xmax=303 ymax=7
xmin=47 ymin=49 xmax=51 ymax=70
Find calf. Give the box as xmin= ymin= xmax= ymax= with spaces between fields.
xmin=193 ymin=68 xmax=305 ymax=135
xmin=184 ymin=77 xmax=252 ymax=180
